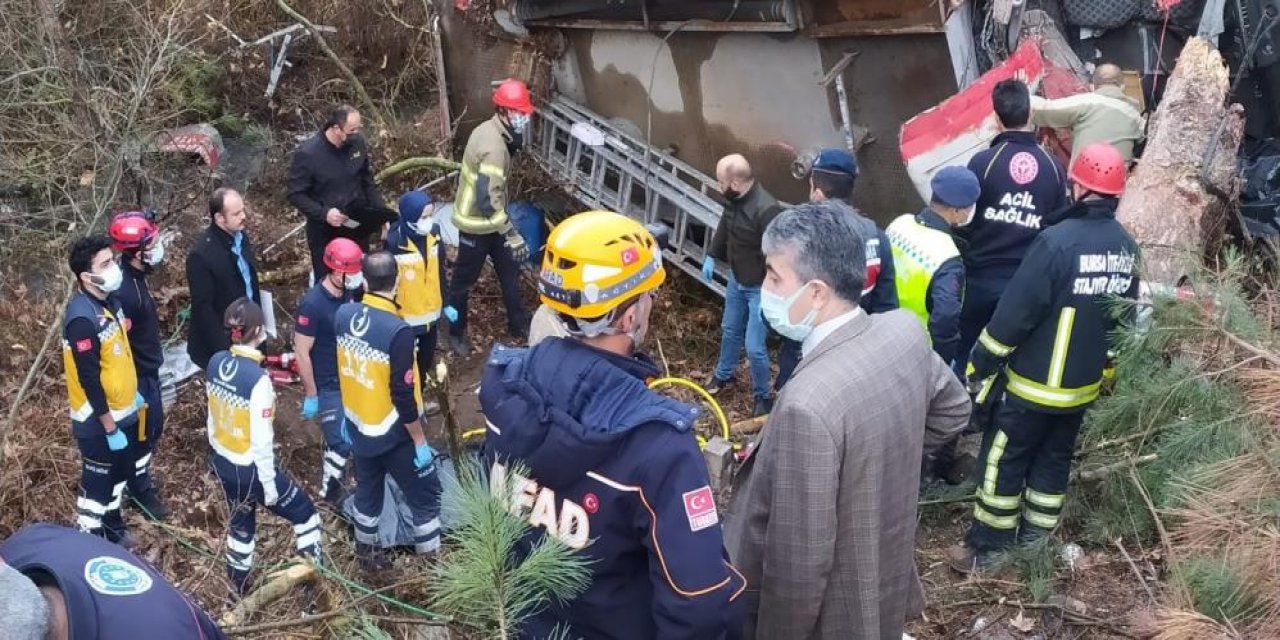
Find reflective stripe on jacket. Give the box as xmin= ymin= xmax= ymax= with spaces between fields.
xmin=453 ymin=115 xmax=511 ymax=235
xmin=336 ymin=295 xmax=422 ymax=439
xmin=386 ymin=223 xmax=444 ymax=329
xmin=63 ymin=293 xmax=138 ymax=424
xmin=887 ymin=213 xmax=960 ymax=329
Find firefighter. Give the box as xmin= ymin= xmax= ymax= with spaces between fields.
xmin=107 ymin=211 xmax=171 ymax=521
xmin=296 ymin=237 xmax=365 ymax=504
xmin=445 ymin=78 xmax=534 ymax=355
xmin=208 ymin=298 xmax=322 ymax=595
xmin=774 ymin=148 xmax=898 ymax=391
xmin=949 ymin=143 xmax=1139 ymax=571
xmin=955 ymin=79 xmax=1069 ymax=376
xmin=385 ymin=190 xmax=450 ymax=404
xmin=337 ymin=251 xmax=441 ymax=570
xmin=481 ymin=211 xmax=745 ymax=639
xmin=63 ymin=235 xmax=146 ymax=547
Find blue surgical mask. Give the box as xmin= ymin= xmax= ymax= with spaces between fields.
xmin=510 ymin=113 xmax=531 ymax=134
xmin=760 ymin=281 xmax=818 ymax=342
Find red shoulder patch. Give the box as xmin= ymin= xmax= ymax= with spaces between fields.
xmin=682 ymin=486 xmax=719 ymax=532
xmin=262 ymin=407 xmax=273 ymax=418
xmin=298 ymin=315 xmax=310 ymax=327
xmin=404 ymin=369 xmax=415 ymax=385
xmin=123 ymin=318 xmax=132 ymax=332
xmin=75 ymin=338 xmax=93 ymax=353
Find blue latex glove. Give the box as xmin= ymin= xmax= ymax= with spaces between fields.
xmin=301 ymin=395 xmax=319 ymax=420
xmin=133 ymin=391 xmax=146 ymax=410
xmin=701 ymin=256 xmax=715 ymax=281
xmin=106 ymin=428 xmax=128 ymax=451
xmin=414 ymin=443 xmax=435 ymax=470
xmin=339 ymin=419 xmax=353 ymax=446
xmin=443 ymin=306 xmax=459 ymax=324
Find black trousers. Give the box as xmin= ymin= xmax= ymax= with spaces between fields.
xmin=353 ymin=439 xmax=442 ymax=554
xmin=75 ymin=415 xmax=150 ymax=540
xmin=966 ymin=401 xmax=1085 ymax=552
xmin=304 ymin=202 xmax=398 ymax=278
xmin=213 ymin=455 xmax=320 ymax=592
xmin=446 ymin=231 xmax=527 ymax=337
xmin=953 ymin=274 xmax=1010 ymax=378
xmin=414 ymin=324 xmax=439 ymax=391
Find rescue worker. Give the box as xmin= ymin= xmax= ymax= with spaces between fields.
xmin=208 ymin=298 xmax=322 ymax=595
xmin=0 ymin=523 xmax=225 ymax=638
xmin=63 ymin=235 xmax=146 ymax=547
xmin=107 ymin=211 xmax=171 ymax=521
xmin=482 ymin=211 xmax=746 ymax=639
xmin=956 ymin=79 xmax=1069 ymax=376
xmin=337 ymin=251 xmax=441 ymax=570
xmin=445 ymin=79 xmax=534 ymax=355
xmin=703 ymin=153 xmax=783 ymax=416
xmin=296 ymin=238 xmax=365 ymax=504
xmin=886 ymin=165 xmax=981 ymax=366
xmin=949 ymin=143 xmax=1139 ymax=570
xmin=385 ymin=190 xmax=450 ymax=400
xmin=287 ymin=104 xmax=396 ymax=278
xmin=1030 ymin=63 xmax=1146 ymax=162
xmin=774 ymin=148 xmax=899 ymax=391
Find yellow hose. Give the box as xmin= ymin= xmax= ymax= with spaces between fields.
xmin=647 ymin=377 xmax=731 ymax=444
xmin=462 ymin=377 xmax=735 ymax=450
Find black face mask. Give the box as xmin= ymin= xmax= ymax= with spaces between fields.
xmin=722 ymin=189 xmax=740 ymax=201
xmin=344 ymin=132 xmax=363 ymax=149
xmin=506 ymin=130 xmax=524 ymax=155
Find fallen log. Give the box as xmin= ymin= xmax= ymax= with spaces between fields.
xmin=220 ymin=561 xmax=317 ymax=628
xmin=1116 ymin=38 xmax=1245 ymax=286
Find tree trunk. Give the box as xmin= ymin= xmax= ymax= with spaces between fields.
xmin=1115 ymin=37 xmax=1245 ymax=286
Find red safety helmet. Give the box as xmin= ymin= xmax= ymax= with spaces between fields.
xmin=323 ymin=237 xmax=364 ymax=274
xmin=109 ymin=211 xmax=158 ymax=252
xmin=493 ymin=78 xmax=534 ymax=114
xmin=1069 ymin=143 xmax=1127 ymax=196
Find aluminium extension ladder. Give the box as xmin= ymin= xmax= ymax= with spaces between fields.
xmin=527 ymin=95 xmax=728 ymax=296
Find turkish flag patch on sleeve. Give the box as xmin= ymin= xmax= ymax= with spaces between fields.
xmin=404 ymin=369 xmax=415 ymax=385
xmin=262 ymin=407 xmax=273 ymax=418
xmin=298 ymin=315 xmax=310 ymax=327
xmin=75 ymin=338 xmax=93 ymax=353
xmin=682 ymin=486 xmax=719 ymax=532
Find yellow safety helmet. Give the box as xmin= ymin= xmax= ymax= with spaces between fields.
xmin=538 ymin=210 xmax=665 ymax=322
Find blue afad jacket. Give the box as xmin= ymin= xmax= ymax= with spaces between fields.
xmin=0 ymin=523 xmax=226 ymax=639
xmin=480 ymin=337 xmax=747 ymax=640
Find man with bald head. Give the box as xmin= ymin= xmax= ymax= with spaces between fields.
xmin=1030 ymin=63 xmax=1145 ymax=162
xmin=703 ymin=153 xmax=783 ymax=416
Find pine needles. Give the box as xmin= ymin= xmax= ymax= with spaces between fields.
xmin=429 ymin=463 xmax=591 ymax=639
xmin=1070 ymin=255 xmax=1280 ymax=635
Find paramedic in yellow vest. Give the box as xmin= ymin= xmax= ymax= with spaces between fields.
xmin=62 ymin=235 xmax=146 ymax=547
xmin=887 ymin=166 xmax=981 ymax=367
xmin=207 ymin=298 xmax=321 ymax=596
xmin=386 ymin=190 xmax=450 ymax=405
xmin=336 ymin=251 xmax=442 ymax=571
xmin=444 ymin=78 xmax=534 ymax=356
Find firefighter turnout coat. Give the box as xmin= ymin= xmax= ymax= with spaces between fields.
xmin=970 ymin=197 xmax=1139 ymax=413
xmin=453 ymin=114 xmax=514 ymax=236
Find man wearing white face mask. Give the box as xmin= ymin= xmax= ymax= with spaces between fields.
xmin=447 ymin=78 xmax=535 ymax=355
xmin=886 ymin=166 xmax=980 ymax=367
xmin=295 ymin=237 xmax=365 ymax=504
xmin=62 ymin=235 xmax=148 ymax=547
xmin=107 ymin=211 xmax=171 ymax=522
xmin=724 ymin=201 xmax=970 ymax=639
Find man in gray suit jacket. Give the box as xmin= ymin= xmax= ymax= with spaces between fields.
xmin=725 ymin=200 xmax=971 ymax=639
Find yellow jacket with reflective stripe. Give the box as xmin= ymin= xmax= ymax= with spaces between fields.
xmin=969 ymin=199 xmax=1139 ymax=413
xmin=335 ymin=295 xmax=423 ymax=441
xmin=886 ymin=213 xmax=960 ymax=330
xmin=453 ymin=115 xmax=511 ymax=235
xmin=386 ymin=222 xmax=444 ymax=330
xmin=62 ymin=292 xmax=138 ymax=428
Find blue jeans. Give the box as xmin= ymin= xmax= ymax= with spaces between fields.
xmin=713 ymin=275 xmax=771 ymax=400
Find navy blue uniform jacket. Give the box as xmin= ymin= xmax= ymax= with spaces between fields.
xmin=481 ymin=337 xmax=746 ymax=639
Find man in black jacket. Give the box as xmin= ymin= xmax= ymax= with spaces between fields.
xmin=186 ymin=188 xmax=261 ymax=370
xmin=287 ymin=104 xmax=396 ymax=277
xmin=702 ymin=154 xmax=783 ymax=417
xmin=950 ymin=143 xmax=1138 ymax=571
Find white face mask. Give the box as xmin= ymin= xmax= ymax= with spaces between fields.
xmin=510 ymin=113 xmax=531 ymax=134
xmin=760 ymin=281 xmax=818 ymax=342
xmin=412 ymin=218 xmax=434 ymax=236
xmin=94 ymin=263 xmax=124 ymax=293
xmin=344 ymin=271 xmax=365 ymax=290
xmin=143 ymin=242 xmax=165 ymax=266
xmin=960 ymin=205 xmax=977 ymax=227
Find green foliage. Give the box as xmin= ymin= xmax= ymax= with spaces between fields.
xmin=995 ymin=536 xmax=1060 ymax=603
xmin=1175 ymin=554 xmax=1269 ymax=625
xmin=347 ymin=617 xmax=395 ymax=640
xmin=1075 ymin=264 xmax=1267 ymax=545
xmin=430 ymin=462 xmax=591 ymax=638
xmin=164 ymin=53 xmax=224 ymax=121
